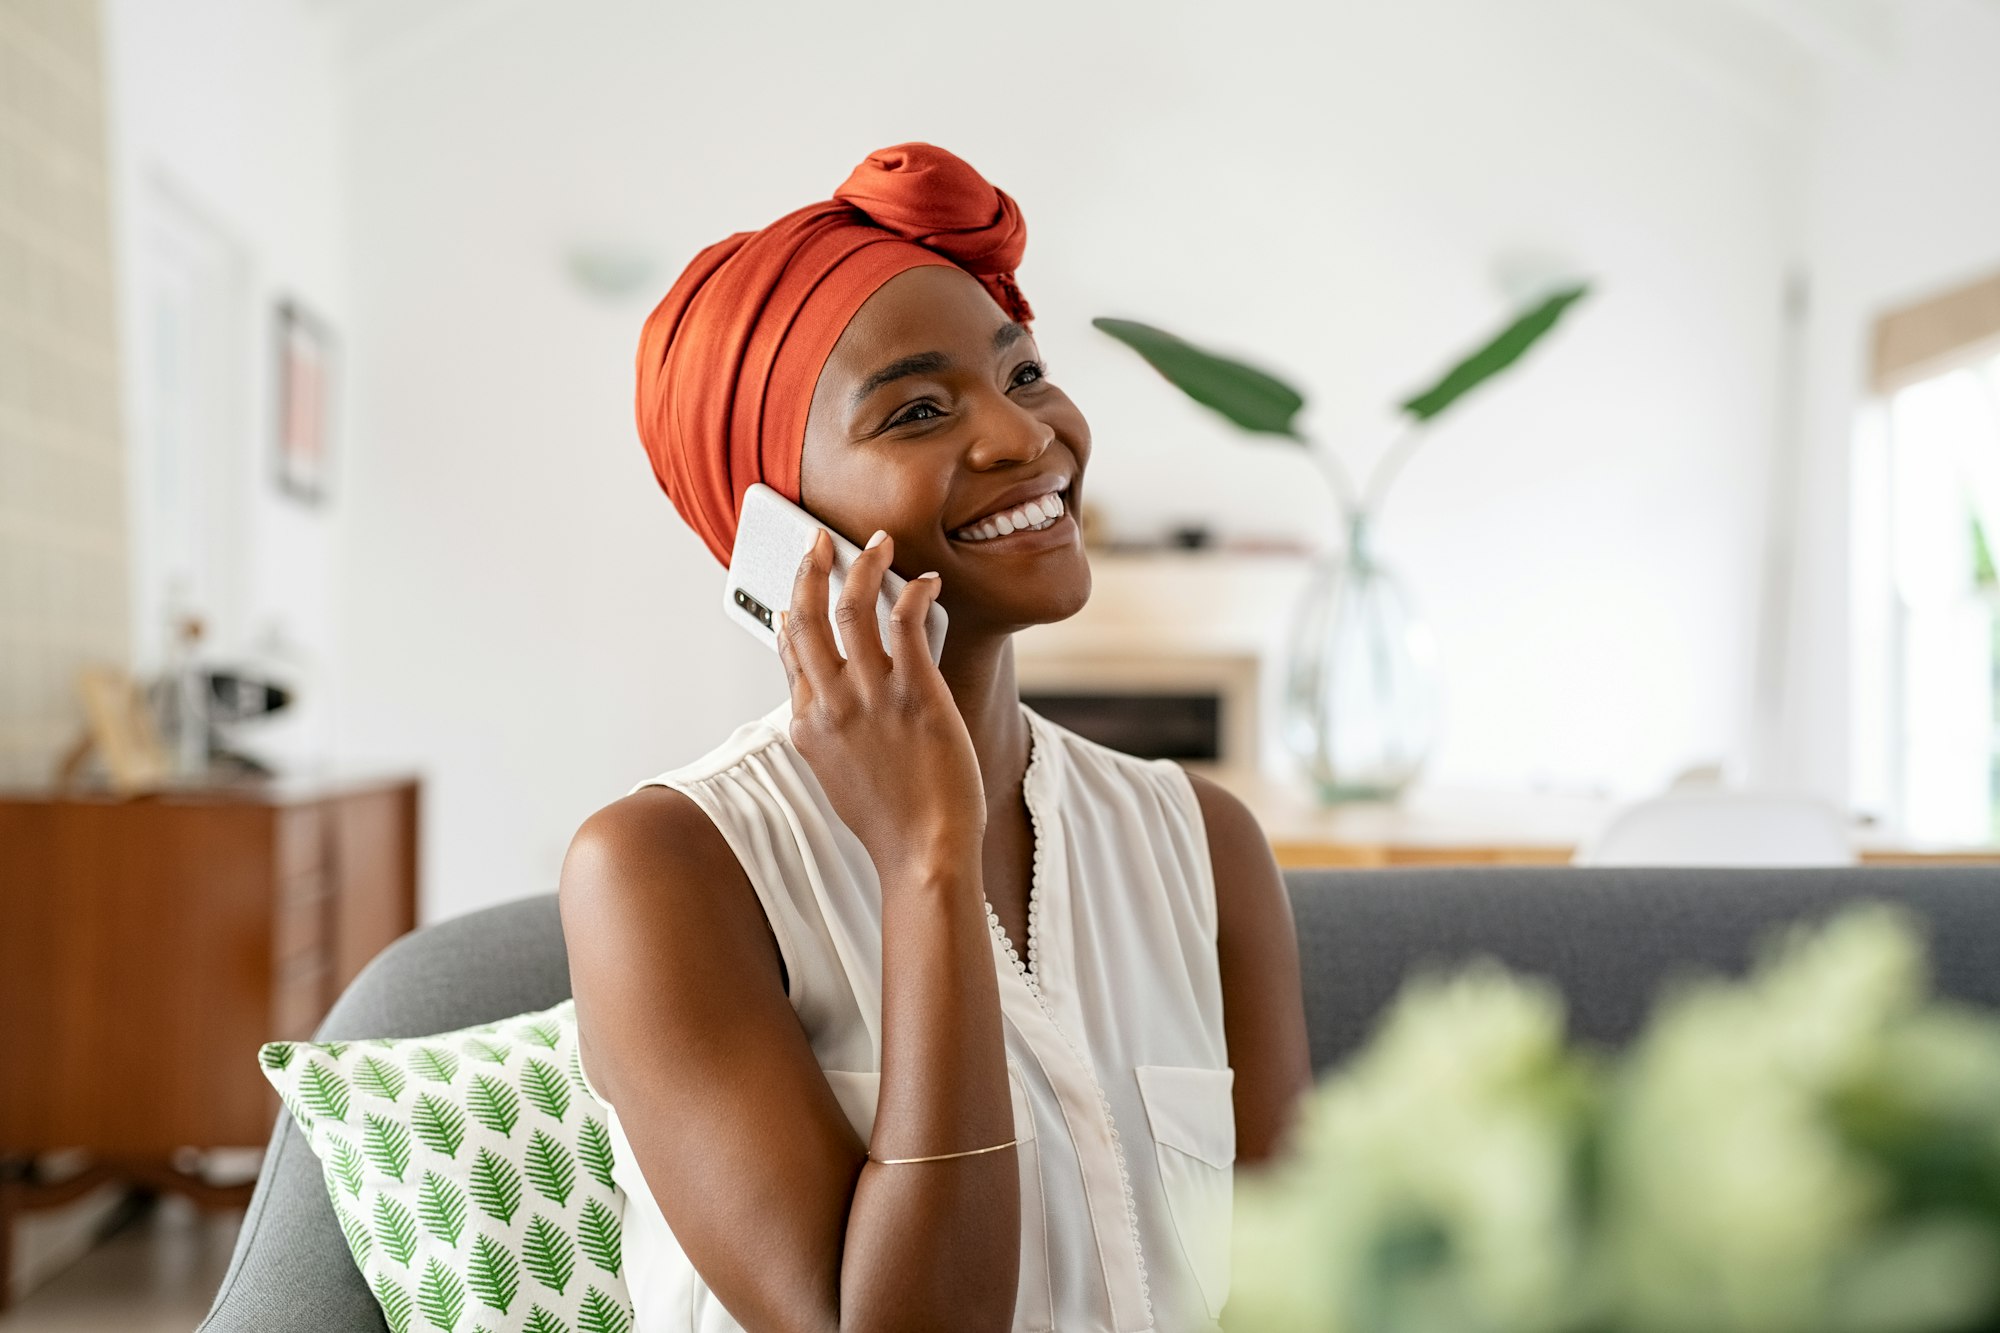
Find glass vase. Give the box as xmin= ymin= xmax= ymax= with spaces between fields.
xmin=1281 ymin=512 xmax=1442 ymax=803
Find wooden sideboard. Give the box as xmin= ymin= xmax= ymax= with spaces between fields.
xmin=0 ymin=771 xmax=420 ymax=1308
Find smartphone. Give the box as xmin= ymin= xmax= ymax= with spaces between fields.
xmin=724 ymin=482 xmax=949 ymax=665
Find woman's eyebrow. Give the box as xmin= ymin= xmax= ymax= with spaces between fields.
xmin=993 ymin=321 xmax=1029 ymax=353
xmin=850 ymin=351 xmax=951 ymax=406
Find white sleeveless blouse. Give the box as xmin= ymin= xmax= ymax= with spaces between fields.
xmin=575 ymin=696 xmax=1234 ymax=1332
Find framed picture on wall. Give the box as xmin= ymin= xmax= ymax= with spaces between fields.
xmin=273 ymin=297 xmax=335 ymax=505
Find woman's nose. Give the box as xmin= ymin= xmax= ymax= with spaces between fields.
xmin=968 ymin=394 xmax=1054 ymax=467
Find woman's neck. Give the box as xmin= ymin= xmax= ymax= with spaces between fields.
xmin=936 ymin=633 xmax=1030 ymax=809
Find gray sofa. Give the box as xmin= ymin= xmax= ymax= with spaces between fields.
xmin=198 ymin=864 xmax=2000 ymax=1332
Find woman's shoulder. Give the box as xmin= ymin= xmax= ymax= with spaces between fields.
xmin=566 ymin=783 xmax=741 ymax=908
xmin=567 ymin=697 xmax=795 ymax=892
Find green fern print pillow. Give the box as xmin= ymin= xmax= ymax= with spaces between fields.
xmin=257 ymin=998 xmax=633 ymax=1333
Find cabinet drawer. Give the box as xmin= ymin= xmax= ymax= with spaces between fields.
xmin=276 ymin=806 xmax=327 ymax=881
xmin=278 ymin=865 xmax=330 ymax=909
xmin=273 ymin=890 xmax=327 ymax=969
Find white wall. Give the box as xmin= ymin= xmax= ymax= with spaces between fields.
xmin=1777 ymin=0 xmax=2000 ymax=808
xmin=103 ymin=0 xmax=346 ymax=769
xmin=330 ymin=0 xmax=1808 ymax=921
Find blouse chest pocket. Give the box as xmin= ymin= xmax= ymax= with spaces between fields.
xmin=1135 ymin=1064 xmax=1236 ymax=1322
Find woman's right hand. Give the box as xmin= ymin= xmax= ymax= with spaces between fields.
xmin=776 ymin=527 xmax=986 ymax=881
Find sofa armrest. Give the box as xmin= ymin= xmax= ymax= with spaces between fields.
xmin=195 ymin=1104 xmax=388 ymax=1333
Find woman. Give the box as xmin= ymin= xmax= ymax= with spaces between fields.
xmin=561 ymin=143 xmax=1311 ymax=1333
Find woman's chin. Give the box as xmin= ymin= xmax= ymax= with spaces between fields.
xmin=1012 ymin=562 xmax=1093 ymax=630
xmin=942 ymin=558 xmax=1090 ymax=639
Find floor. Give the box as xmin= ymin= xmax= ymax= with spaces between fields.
xmin=0 ymin=1195 xmax=241 ymax=1332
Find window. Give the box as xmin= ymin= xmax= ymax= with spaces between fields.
xmin=1851 ymin=350 xmax=2000 ymax=842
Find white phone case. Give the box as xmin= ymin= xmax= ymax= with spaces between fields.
xmin=724 ymin=482 xmax=949 ymax=665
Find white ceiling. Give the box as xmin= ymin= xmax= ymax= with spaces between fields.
xmin=313 ymin=0 xmax=1985 ymax=141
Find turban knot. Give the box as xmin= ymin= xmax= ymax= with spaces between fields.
xmin=635 ymin=142 xmax=1033 ymax=568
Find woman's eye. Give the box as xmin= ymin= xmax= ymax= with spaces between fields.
xmin=890 ymin=402 xmax=943 ymax=427
xmin=1011 ymin=361 xmax=1047 ymax=388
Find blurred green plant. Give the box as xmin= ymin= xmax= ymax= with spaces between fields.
xmin=1223 ymin=904 xmax=2000 ymax=1333
xmin=1094 ymin=284 xmax=1591 ymax=532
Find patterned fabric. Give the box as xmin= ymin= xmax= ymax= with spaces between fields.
xmin=257 ymin=999 xmax=633 ymax=1333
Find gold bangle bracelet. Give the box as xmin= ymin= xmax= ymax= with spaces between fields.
xmin=867 ymin=1138 xmax=1018 ymax=1166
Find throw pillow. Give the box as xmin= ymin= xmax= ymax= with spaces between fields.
xmin=258 ymin=998 xmax=633 ymax=1333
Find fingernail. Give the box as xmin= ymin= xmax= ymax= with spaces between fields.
xmin=917 ymin=571 xmax=939 ymax=580
xmin=865 ymin=529 xmax=886 ymax=550
xmin=776 ymin=610 xmax=787 ymax=630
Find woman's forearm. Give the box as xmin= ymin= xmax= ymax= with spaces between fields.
xmin=834 ymin=854 xmax=1019 ymax=1332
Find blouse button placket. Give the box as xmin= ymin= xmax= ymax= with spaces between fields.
xmin=983 ymin=711 xmax=1155 ymax=1329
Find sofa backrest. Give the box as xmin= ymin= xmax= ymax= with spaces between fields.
xmin=1285 ymin=864 xmax=2000 ymax=1071
xmin=321 ymin=864 xmax=2000 ymax=1072
xmin=200 ymin=863 xmax=2000 ymax=1332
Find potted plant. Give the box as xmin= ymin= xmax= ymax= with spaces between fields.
xmin=1096 ymin=284 xmax=1590 ymax=802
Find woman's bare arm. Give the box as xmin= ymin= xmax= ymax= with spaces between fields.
xmin=1184 ymin=771 xmax=1314 ymax=1165
xmin=560 ymin=529 xmax=1017 ymax=1333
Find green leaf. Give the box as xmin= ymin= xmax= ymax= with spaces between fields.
xmin=279 ymin=1089 xmax=315 ymax=1133
xmin=463 ymin=1037 xmax=511 ymax=1065
xmin=524 ymin=1129 xmax=576 ymax=1208
xmin=520 ymin=1059 xmax=570 ymax=1123
xmin=468 ymin=1149 xmax=523 ymax=1226
xmin=1972 ymin=511 xmax=1997 ymax=587
xmin=418 ymin=1169 xmax=468 ymax=1248
xmin=315 ymin=1040 xmax=351 ymax=1060
xmin=364 ymin=1112 xmax=413 ymax=1182
xmin=356 ymin=1055 xmax=408 ymax=1104
xmin=567 ymin=1045 xmax=593 ymax=1099
xmin=336 ymin=1202 xmax=373 ymax=1268
xmin=468 ymin=1075 xmax=519 ymax=1138
xmin=373 ymin=1273 xmax=415 ymax=1333
xmin=578 ymin=1116 xmax=616 ymax=1192
xmin=410 ymin=1045 xmax=460 ymax=1085
xmin=521 ymin=1214 xmax=576 ymax=1295
xmin=523 ymin=1307 xmax=571 ymax=1333
xmin=412 ymin=1093 xmax=467 ymax=1159
xmin=324 ymin=1135 xmax=365 ymax=1198
xmin=467 ymin=1233 xmax=520 ymax=1314
xmin=577 ymin=1197 xmax=621 ymax=1277
xmin=417 ymin=1256 xmax=466 ymax=1331
xmin=516 ymin=1017 xmax=561 ymax=1049
xmin=577 ymin=1285 xmax=633 ymax=1333
xmin=374 ymin=1193 xmax=420 ymax=1267
xmin=259 ymin=1041 xmax=295 ymax=1071
xmin=1093 ymin=317 xmax=1307 ymax=438
xmin=299 ymin=1060 xmax=351 ymax=1123
xmin=1398 ymin=282 xmax=1591 ymax=422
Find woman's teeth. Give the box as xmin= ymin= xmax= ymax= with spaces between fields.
xmin=951 ymin=491 xmax=1065 ymax=543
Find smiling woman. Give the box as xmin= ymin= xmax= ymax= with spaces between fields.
xmin=560 ymin=143 xmax=1312 ymax=1333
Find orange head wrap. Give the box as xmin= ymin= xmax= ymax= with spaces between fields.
xmin=635 ymin=142 xmax=1034 ymax=568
